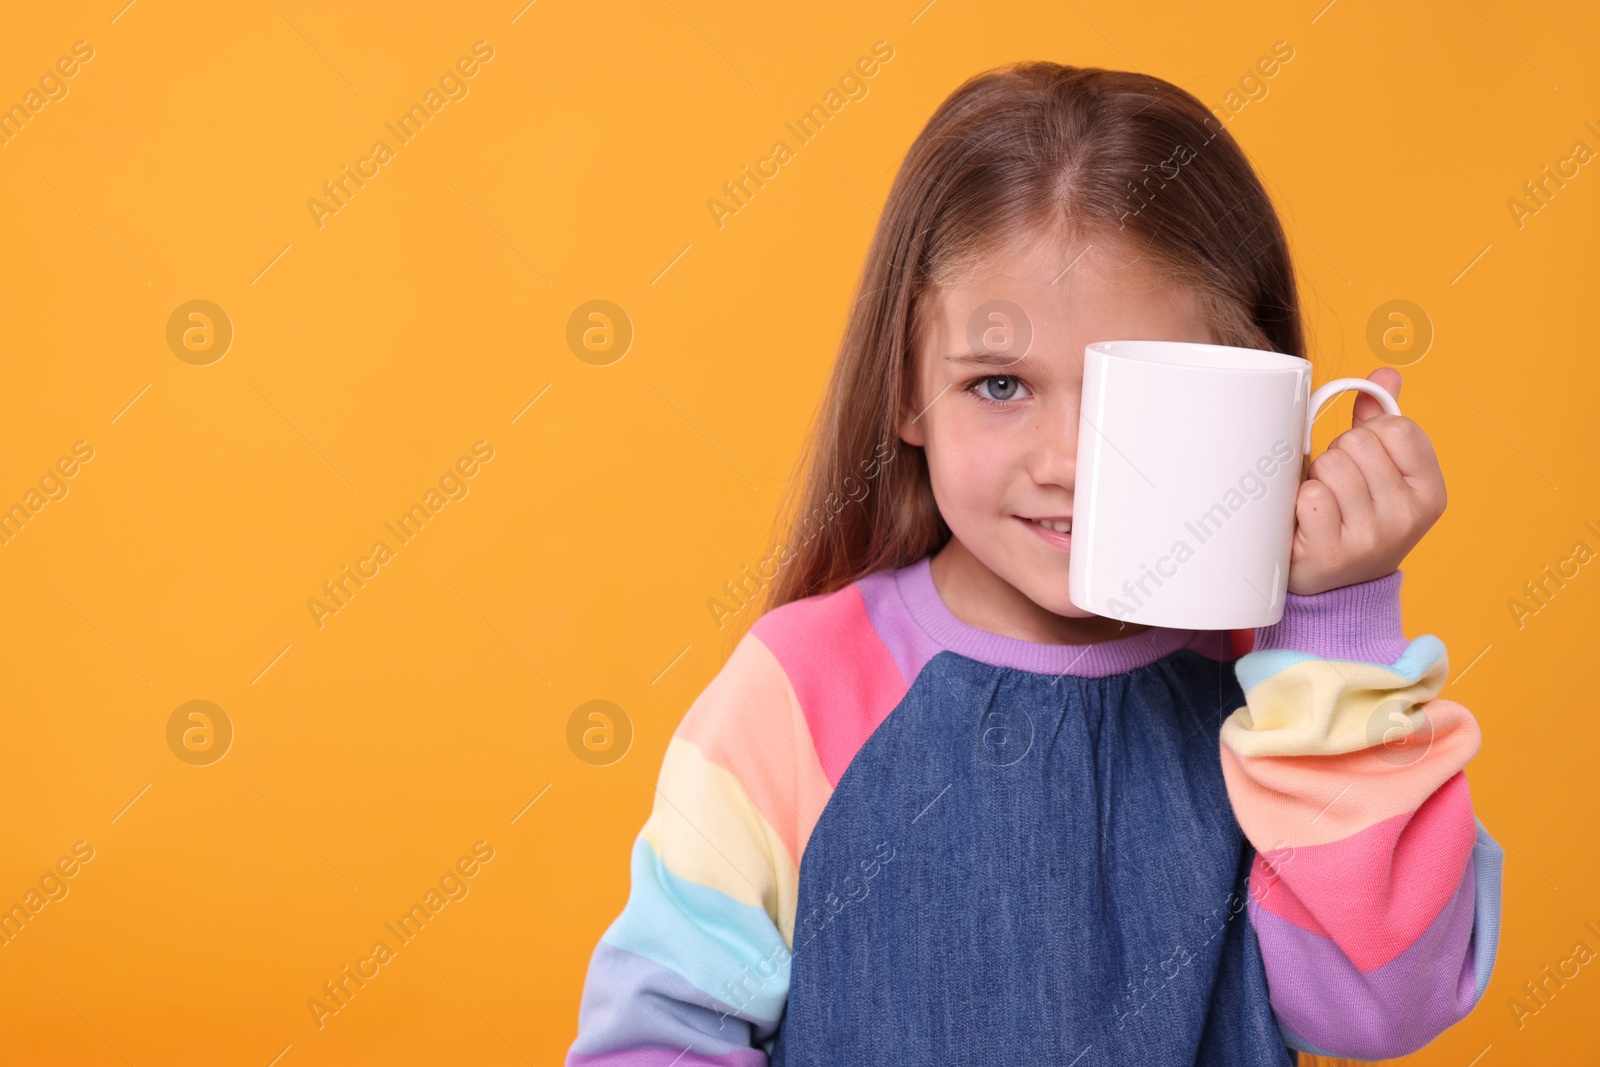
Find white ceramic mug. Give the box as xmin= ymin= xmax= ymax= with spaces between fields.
xmin=1066 ymin=340 xmax=1401 ymax=629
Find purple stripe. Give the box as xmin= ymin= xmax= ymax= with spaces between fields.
xmin=1253 ymin=568 xmax=1410 ymax=663
xmin=568 ymin=941 xmax=776 ymax=1062
xmin=1250 ymin=856 xmax=1478 ymax=1060
xmin=855 ymin=567 xmax=942 ymax=685
xmin=863 ymin=556 xmax=1201 ymax=677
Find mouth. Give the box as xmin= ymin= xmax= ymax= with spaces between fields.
xmin=1019 ymin=514 xmax=1072 ymax=551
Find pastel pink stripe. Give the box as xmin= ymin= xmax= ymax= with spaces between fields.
xmin=1249 ymin=772 xmax=1476 ymax=972
xmin=674 ymin=634 xmax=831 ymax=869
xmin=751 ymin=584 xmax=909 ymax=787
xmin=1219 ymin=700 xmax=1481 ymax=849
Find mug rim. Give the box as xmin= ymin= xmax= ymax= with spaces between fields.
xmin=1086 ymin=339 xmax=1305 ymax=371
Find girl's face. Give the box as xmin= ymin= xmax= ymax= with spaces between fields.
xmin=898 ymin=234 xmax=1218 ymax=643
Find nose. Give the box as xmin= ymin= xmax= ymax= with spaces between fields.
xmin=1027 ymin=387 xmax=1080 ymax=487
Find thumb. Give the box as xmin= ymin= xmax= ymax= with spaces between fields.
xmin=1353 ymin=366 xmax=1401 ymax=425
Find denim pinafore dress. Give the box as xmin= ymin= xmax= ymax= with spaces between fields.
xmin=768 ymin=640 xmax=1296 ymax=1066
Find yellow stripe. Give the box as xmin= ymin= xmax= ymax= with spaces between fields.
xmin=1222 ymin=654 xmax=1449 ymax=759
xmin=643 ymin=735 xmax=800 ymax=948
xmin=1219 ymin=705 xmax=1480 ymax=849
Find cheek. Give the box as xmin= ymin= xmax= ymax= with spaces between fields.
xmin=925 ymin=418 xmax=1013 ymax=517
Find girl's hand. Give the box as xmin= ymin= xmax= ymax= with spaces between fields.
xmin=1287 ymin=367 xmax=1448 ymax=596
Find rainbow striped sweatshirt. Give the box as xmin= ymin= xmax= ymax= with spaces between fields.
xmin=567 ymin=555 xmax=1504 ymax=1064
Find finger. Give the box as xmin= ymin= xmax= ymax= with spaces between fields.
xmin=1293 ymin=476 xmax=1342 ymax=556
xmin=1367 ymin=414 xmax=1445 ymax=494
xmin=1352 ymin=367 xmax=1402 ymax=426
xmin=1308 ymin=446 xmax=1377 ymax=541
xmin=1329 ymin=421 xmax=1407 ymax=508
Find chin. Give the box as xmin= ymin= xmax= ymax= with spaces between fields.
xmin=1009 ymin=575 xmax=1091 ymax=619
xmin=1040 ymin=594 xmax=1096 ymax=619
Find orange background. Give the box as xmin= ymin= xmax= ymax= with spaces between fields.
xmin=1 ymin=1 xmax=1596 ymax=1063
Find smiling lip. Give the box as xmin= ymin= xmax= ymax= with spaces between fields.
xmin=1019 ymin=515 xmax=1072 ymax=550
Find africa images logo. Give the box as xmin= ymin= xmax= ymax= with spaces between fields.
xmin=1103 ymin=440 xmax=1296 ymax=619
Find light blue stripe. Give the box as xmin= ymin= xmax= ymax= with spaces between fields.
xmin=1236 ymin=633 xmax=1445 ymax=695
xmin=1276 ymin=1018 xmax=1339 ymax=1057
xmin=600 ymin=837 xmax=791 ymax=1022
xmin=1469 ymin=817 xmax=1506 ymax=1005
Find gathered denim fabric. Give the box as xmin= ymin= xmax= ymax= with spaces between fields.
xmin=769 ymin=647 xmax=1297 ymax=1066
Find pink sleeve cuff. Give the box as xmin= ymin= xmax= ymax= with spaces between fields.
xmin=1252 ymin=569 xmax=1409 ymax=665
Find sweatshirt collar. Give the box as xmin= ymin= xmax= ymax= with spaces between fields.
xmin=892 ymin=555 xmax=1204 ymax=677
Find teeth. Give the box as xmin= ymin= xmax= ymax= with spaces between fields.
xmin=1030 ymin=518 xmax=1071 ymax=532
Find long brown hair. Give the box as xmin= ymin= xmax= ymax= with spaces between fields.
xmin=742 ymin=61 xmax=1305 ymax=637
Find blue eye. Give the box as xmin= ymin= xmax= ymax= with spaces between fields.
xmin=968 ymin=375 xmax=1030 ymax=405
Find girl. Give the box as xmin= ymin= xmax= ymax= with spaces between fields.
xmin=566 ymin=62 xmax=1503 ymax=1065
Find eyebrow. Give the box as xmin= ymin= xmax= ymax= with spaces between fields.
xmin=946 ymin=351 xmax=1029 ymax=369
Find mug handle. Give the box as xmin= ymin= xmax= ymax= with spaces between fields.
xmin=1300 ymin=378 xmax=1402 ymax=479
